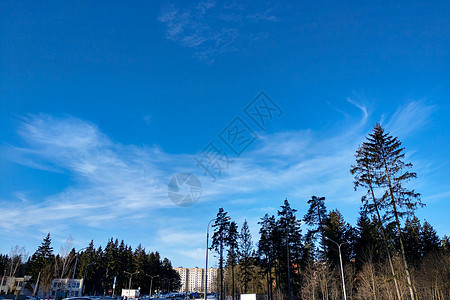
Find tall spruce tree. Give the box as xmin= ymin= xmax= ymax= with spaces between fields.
xmin=354 ymin=123 xmax=423 ymax=300
xmin=30 ymin=233 xmax=54 ymax=278
xmin=30 ymin=233 xmax=55 ymax=297
xmin=211 ymin=208 xmax=231 ymax=300
xmin=351 ymin=142 xmax=402 ymax=300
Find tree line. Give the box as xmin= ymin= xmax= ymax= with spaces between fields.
xmin=0 ymin=236 xmax=180 ymax=298
xmin=209 ymin=124 xmax=449 ymax=300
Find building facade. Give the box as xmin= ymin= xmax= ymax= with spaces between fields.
xmin=50 ymin=278 xmax=84 ymax=298
xmin=0 ymin=276 xmax=32 ymax=295
xmin=174 ymin=267 xmax=217 ymax=293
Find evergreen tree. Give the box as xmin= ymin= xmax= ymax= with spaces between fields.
xmin=226 ymin=221 xmax=239 ymax=300
xmin=133 ymin=244 xmax=149 ymax=293
xmin=441 ymin=235 xmax=450 ymax=255
xmin=352 ymin=123 xmax=423 ymax=300
xmin=351 ymin=140 xmax=403 ymax=300
xmin=257 ymin=214 xmax=276 ymax=300
xmin=104 ymin=238 xmax=120 ymax=293
xmin=30 ymin=234 xmax=54 ymax=279
xmin=354 ymin=211 xmax=384 ymax=270
xmin=0 ymin=254 xmax=8 ymax=279
xmin=277 ymin=199 xmax=302 ymax=299
xmin=420 ymin=221 xmax=441 ymax=258
xmin=160 ymin=258 xmax=180 ymax=293
xmin=299 ymin=233 xmax=315 ymax=271
xmin=403 ymin=217 xmax=422 ymax=266
xmin=239 ymin=220 xmax=253 ymax=294
xmin=77 ymin=240 xmax=97 ymax=296
xmin=29 ymin=233 xmax=55 ymax=297
xmin=148 ymin=251 xmax=162 ymax=293
xmin=211 ymin=208 xmax=231 ymax=300
xmin=303 ymin=195 xmax=327 ymax=259
xmin=323 ymin=210 xmax=353 ymax=267
xmin=365 ymin=123 xmax=423 ymax=300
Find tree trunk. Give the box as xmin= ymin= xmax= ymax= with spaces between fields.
xmin=268 ymin=258 xmax=273 ymax=300
xmin=383 ymin=159 xmax=416 ymax=300
xmin=244 ymin=257 xmax=248 ymax=294
xmin=368 ymin=183 xmax=402 ymax=300
xmin=220 ymin=243 xmax=224 ymax=300
xmin=232 ymin=264 xmax=235 ymax=300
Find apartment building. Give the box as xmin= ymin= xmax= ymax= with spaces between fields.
xmin=174 ymin=267 xmax=217 ymax=293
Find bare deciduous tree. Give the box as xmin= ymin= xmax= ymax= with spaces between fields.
xmin=7 ymin=245 xmax=27 ymax=278
xmin=55 ymin=235 xmax=75 ymax=279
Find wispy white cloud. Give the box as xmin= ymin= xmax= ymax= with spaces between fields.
xmin=385 ymin=100 xmax=435 ymax=137
xmin=246 ymin=9 xmax=278 ymax=22
xmin=158 ymin=1 xmax=277 ymax=63
xmin=347 ymin=95 xmax=369 ymax=127
xmin=1 ymin=114 xmax=187 ymax=234
xmin=0 ymin=99 xmax=436 ymax=263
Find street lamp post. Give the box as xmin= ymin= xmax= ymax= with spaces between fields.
xmin=325 ymin=237 xmax=348 ymax=300
xmin=71 ymin=247 xmax=87 ymax=297
xmin=124 ymin=271 xmax=140 ymax=296
xmin=204 ymin=216 xmax=231 ymax=300
xmin=204 ymin=218 xmax=215 ymax=300
xmin=146 ymin=274 xmax=159 ymax=298
xmin=82 ymin=262 xmax=96 ymax=295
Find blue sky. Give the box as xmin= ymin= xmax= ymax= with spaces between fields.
xmin=1 ymin=0 xmax=449 ymax=268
